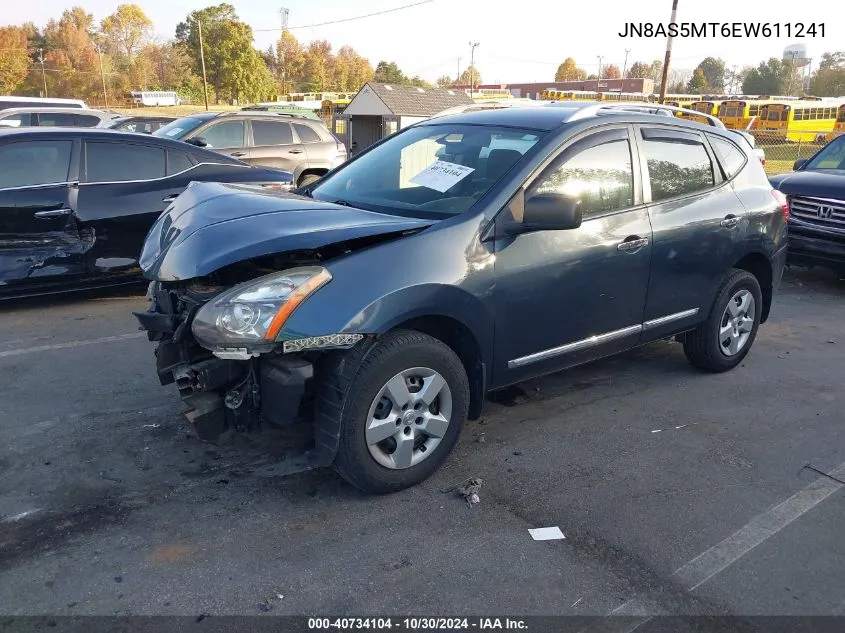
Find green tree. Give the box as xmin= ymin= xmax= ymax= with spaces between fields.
xmin=0 ymin=26 xmax=31 ymax=94
xmin=741 ymin=57 xmax=788 ymax=95
xmin=667 ymin=81 xmax=687 ymax=94
xmin=373 ymin=60 xmax=406 ymax=84
xmin=686 ymin=68 xmax=707 ymax=93
xmin=458 ymin=65 xmax=481 ymax=85
xmin=435 ymin=74 xmax=453 ymax=87
xmin=689 ymin=56 xmax=726 ymax=92
xmin=555 ymin=57 xmax=586 ymax=81
xmin=100 ymin=4 xmax=152 ymax=62
xmin=626 ymin=61 xmax=652 ymax=79
xmin=176 ymin=3 xmax=271 ymax=103
xmin=809 ymin=52 xmax=845 ymax=97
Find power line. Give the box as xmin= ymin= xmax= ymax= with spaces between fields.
xmin=252 ymin=0 xmax=434 ymax=32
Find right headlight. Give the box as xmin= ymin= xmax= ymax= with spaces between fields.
xmin=191 ymin=266 xmax=332 ymax=357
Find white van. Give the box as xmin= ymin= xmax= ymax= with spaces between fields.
xmin=0 ymin=96 xmax=88 ymax=111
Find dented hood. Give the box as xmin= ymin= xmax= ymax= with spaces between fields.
xmin=139 ymin=181 xmax=432 ymax=281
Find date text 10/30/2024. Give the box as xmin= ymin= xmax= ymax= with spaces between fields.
xmin=619 ymin=22 xmax=824 ymax=38
xmin=308 ymin=618 xmax=529 ymax=630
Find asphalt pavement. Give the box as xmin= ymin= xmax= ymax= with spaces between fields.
xmin=0 ymin=267 xmax=843 ymax=620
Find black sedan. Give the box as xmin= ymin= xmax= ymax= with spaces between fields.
xmin=108 ymin=115 xmax=176 ymax=134
xmin=0 ymin=127 xmax=293 ymax=299
xmin=770 ymin=134 xmax=845 ymax=275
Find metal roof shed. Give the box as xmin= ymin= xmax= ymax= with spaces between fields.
xmin=337 ymin=83 xmax=473 ymax=155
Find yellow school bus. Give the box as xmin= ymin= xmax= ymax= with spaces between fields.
xmin=543 ymin=89 xmax=601 ymax=101
xmin=757 ymin=100 xmax=845 ymax=142
xmin=716 ymin=100 xmax=772 ymax=129
xmin=599 ymin=92 xmax=651 ymax=103
xmin=320 ymin=98 xmax=351 ymax=129
xmin=825 ymin=104 xmax=845 ymax=142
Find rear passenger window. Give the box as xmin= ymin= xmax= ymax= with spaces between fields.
xmin=74 ymin=114 xmax=102 ymax=127
xmin=85 ymin=142 xmax=165 ymax=182
xmin=252 ymin=120 xmax=293 ymax=145
xmin=35 ymin=112 xmax=77 ymax=126
xmin=167 ymin=150 xmax=194 ymax=175
xmin=532 ymin=136 xmax=634 ymax=216
xmin=708 ymin=135 xmax=746 ymax=179
xmin=0 ymin=140 xmax=72 ymax=188
xmin=641 ymin=131 xmax=715 ymax=202
xmin=294 ymin=123 xmax=322 ymax=143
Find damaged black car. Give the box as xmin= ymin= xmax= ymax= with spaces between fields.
xmin=0 ymin=127 xmax=292 ymax=298
xmin=136 ymin=103 xmax=787 ymax=493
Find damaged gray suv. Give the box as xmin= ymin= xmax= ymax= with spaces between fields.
xmin=135 ymin=102 xmax=788 ymax=493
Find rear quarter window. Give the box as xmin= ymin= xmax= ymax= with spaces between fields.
xmin=707 ymin=135 xmax=747 ymax=179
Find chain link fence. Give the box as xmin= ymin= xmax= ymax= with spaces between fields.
xmin=751 ymin=130 xmax=843 ymax=176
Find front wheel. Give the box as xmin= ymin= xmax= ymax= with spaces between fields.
xmin=297 ymin=173 xmax=322 ymax=187
xmin=319 ymin=330 xmax=470 ymax=493
xmin=683 ymin=269 xmax=763 ymax=372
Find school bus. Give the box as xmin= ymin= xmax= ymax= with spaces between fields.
xmin=656 ymin=94 xmax=700 ymax=108
xmin=716 ymin=99 xmax=774 ymax=130
xmin=320 ymin=98 xmax=351 ymax=129
xmin=825 ymin=104 xmax=845 ymax=142
xmin=599 ymin=92 xmax=652 ymax=102
xmin=542 ymin=89 xmax=601 ymax=101
xmin=756 ymin=100 xmax=845 ymax=142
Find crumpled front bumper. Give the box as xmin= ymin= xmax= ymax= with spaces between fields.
xmin=133 ymin=282 xmax=314 ymax=441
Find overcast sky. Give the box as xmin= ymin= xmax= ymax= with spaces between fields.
xmin=5 ymin=0 xmax=834 ymax=83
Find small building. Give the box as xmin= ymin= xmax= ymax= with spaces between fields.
xmin=337 ymin=83 xmax=473 ymax=155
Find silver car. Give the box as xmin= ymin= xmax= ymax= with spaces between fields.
xmin=0 ymin=107 xmax=117 ymax=129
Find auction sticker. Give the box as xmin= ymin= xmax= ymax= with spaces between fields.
xmin=410 ymin=160 xmax=475 ymax=192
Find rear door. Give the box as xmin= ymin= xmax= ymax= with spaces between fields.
xmin=75 ymin=140 xmax=176 ymax=270
xmin=248 ymin=119 xmax=304 ymax=172
xmin=637 ymin=125 xmax=749 ymax=338
xmin=0 ymin=137 xmax=87 ymax=284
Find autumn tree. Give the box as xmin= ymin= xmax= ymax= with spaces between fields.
xmin=602 ymin=64 xmax=621 ymax=79
xmin=0 ymin=26 xmax=30 ymax=93
xmin=101 ymin=4 xmax=151 ymax=62
xmin=301 ymin=40 xmax=333 ymax=91
xmin=625 ymin=61 xmax=651 ymax=79
xmin=458 ymin=65 xmax=481 ymax=85
xmin=276 ymin=30 xmax=304 ymax=94
xmin=333 ymin=45 xmax=372 ymax=92
xmin=42 ymin=7 xmax=102 ymax=101
xmin=555 ymin=57 xmax=586 ymax=81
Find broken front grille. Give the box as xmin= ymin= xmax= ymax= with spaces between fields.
xmin=790 ymin=196 xmax=845 ymax=232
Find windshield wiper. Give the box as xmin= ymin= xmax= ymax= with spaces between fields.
xmin=329 ymin=199 xmax=354 ymax=207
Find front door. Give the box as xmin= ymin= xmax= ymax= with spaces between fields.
xmin=0 ymin=137 xmax=88 ymax=286
xmin=636 ymin=126 xmax=747 ymax=336
xmin=193 ymin=119 xmax=248 ymax=160
xmin=492 ymin=127 xmax=653 ymax=385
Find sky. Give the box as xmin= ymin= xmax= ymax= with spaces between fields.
xmin=4 ymin=0 xmax=835 ymax=84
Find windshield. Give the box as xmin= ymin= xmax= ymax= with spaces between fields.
xmin=153 ymin=116 xmax=206 ymax=139
xmin=311 ymin=124 xmax=543 ymax=216
xmin=805 ymin=136 xmax=845 ymax=170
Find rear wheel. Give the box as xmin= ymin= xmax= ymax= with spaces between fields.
xmin=297 ymin=173 xmax=321 ymax=187
xmin=683 ymin=269 xmax=762 ymax=373
xmin=319 ymin=330 xmax=469 ymax=494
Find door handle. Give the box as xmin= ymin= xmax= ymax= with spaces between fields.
xmin=720 ymin=215 xmax=740 ymax=228
xmin=288 ymin=149 xmax=304 ymax=154
xmin=162 ymin=194 xmax=179 ymax=204
xmin=34 ymin=209 xmax=72 ymax=219
xmin=229 ymin=151 xmax=246 ymax=157
xmin=617 ymin=236 xmax=649 ymax=253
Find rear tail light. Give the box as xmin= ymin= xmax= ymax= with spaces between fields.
xmin=771 ymin=190 xmax=789 ymax=220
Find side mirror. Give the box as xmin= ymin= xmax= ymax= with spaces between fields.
xmin=793 ymin=158 xmax=808 ymax=171
xmin=514 ymin=192 xmax=583 ymax=233
xmin=186 ymin=137 xmax=208 ymax=147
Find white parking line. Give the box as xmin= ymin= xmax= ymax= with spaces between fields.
xmin=609 ymin=461 xmax=845 ymax=617
xmin=0 ymin=332 xmax=144 ymax=358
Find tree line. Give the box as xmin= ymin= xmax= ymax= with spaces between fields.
xmin=552 ymin=54 xmax=845 ymax=97
xmin=0 ymin=2 xmax=447 ymax=106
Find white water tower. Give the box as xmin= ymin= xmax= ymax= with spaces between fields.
xmin=783 ymin=43 xmax=811 ymax=67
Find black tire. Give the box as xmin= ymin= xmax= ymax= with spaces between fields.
xmin=297 ymin=173 xmax=321 ymax=187
xmin=317 ymin=329 xmax=469 ymax=494
xmin=683 ymin=268 xmax=763 ymax=373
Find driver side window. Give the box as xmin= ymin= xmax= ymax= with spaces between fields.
xmin=531 ymin=135 xmax=634 ymax=218
xmin=198 ymin=120 xmax=244 ymax=148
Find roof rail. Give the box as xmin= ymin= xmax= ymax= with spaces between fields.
xmin=562 ymin=102 xmax=725 ymax=128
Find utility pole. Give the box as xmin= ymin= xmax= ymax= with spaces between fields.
xmin=658 ymin=0 xmax=679 ymax=103
xmin=94 ymin=41 xmax=109 ymax=110
xmin=39 ymin=48 xmax=48 ymax=97
xmin=279 ymin=7 xmax=289 ymax=97
xmin=456 ymin=57 xmax=461 ymax=84
xmin=468 ymin=42 xmax=479 ymax=96
xmin=197 ymin=19 xmax=210 ymax=110
xmin=622 ymin=48 xmax=631 ymax=79
xmin=596 ymin=55 xmax=603 ymax=91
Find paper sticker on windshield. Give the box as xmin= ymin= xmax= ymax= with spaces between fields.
xmin=410 ymin=160 xmax=475 ymax=193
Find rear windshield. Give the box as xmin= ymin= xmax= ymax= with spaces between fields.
xmin=153 ymin=116 xmax=207 ymax=139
